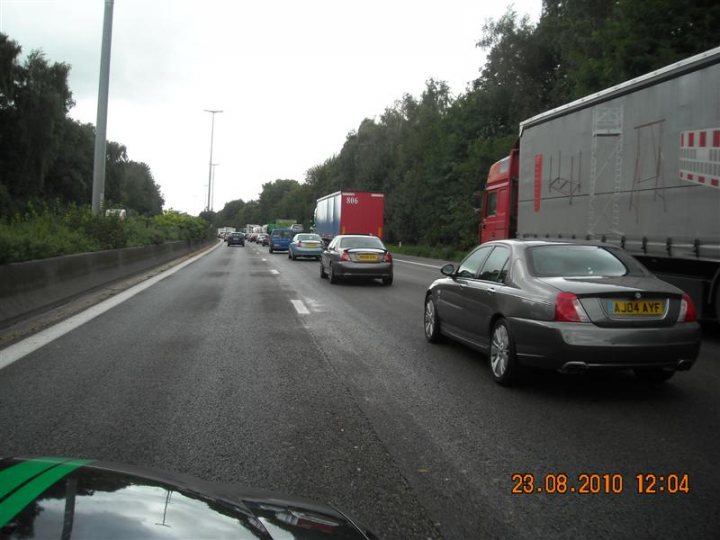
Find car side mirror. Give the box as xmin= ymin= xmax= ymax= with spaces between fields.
xmin=441 ymin=263 xmax=455 ymax=276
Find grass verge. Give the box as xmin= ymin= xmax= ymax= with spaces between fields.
xmin=384 ymin=242 xmax=464 ymax=263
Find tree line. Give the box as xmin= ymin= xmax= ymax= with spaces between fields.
xmin=0 ymin=33 xmax=164 ymax=217
xmin=211 ymin=0 xmax=718 ymax=249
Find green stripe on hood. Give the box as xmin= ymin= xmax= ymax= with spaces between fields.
xmin=0 ymin=457 xmax=69 ymax=500
xmin=0 ymin=458 xmax=91 ymax=528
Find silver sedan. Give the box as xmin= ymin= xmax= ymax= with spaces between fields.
xmin=320 ymin=235 xmax=393 ymax=285
xmin=424 ymin=240 xmax=701 ymax=386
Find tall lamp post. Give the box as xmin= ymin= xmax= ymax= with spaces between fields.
xmin=204 ymin=109 xmax=223 ymax=212
xmin=210 ymin=163 xmax=219 ymax=211
xmin=91 ymin=0 xmax=115 ymax=214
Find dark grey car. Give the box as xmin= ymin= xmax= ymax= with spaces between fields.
xmin=424 ymin=240 xmax=701 ymax=386
xmin=320 ymin=235 xmax=393 ymax=285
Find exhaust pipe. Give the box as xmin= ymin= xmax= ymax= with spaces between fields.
xmin=560 ymin=361 xmax=588 ymax=374
xmin=676 ymin=359 xmax=694 ymax=371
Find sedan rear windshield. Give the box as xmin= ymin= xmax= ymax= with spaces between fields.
xmin=527 ymin=245 xmax=645 ymax=277
xmin=339 ymin=237 xmax=385 ymax=250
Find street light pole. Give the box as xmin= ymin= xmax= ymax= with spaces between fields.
xmin=204 ymin=109 xmax=223 ymax=212
xmin=91 ymin=0 xmax=115 ymax=214
xmin=210 ymin=163 xmax=219 ymax=211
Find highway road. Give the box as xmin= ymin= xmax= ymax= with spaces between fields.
xmin=1 ymin=241 xmax=719 ymax=539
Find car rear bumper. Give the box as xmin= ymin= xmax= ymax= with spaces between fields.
xmin=509 ymin=318 xmax=702 ymax=371
xmin=293 ymin=247 xmax=323 ymax=257
xmin=334 ymin=262 xmax=392 ymax=278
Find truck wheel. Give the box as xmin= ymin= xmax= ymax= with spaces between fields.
xmin=489 ymin=319 xmax=520 ymax=386
xmin=329 ymin=263 xmax=339 ymax=284
xmin=320 ymin=262 xmax=328 ymax=279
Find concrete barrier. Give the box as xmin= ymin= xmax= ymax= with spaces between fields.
xmin=0 ymin=240 xmax=212 ymax=325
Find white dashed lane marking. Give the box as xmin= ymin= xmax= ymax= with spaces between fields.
xmin=270 ymin=269 xmax=279 ymax=275
xmin=291 ymin=300 xmax=310 ymax=314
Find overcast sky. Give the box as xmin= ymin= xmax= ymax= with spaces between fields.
xmin=1 ymin=0 xmax=541 ymax=216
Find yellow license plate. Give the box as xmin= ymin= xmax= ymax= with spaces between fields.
xmin=357 ymin=254 xmax=379 ymax=262
xmin=609 ymin=300 xmax=665 ymax=316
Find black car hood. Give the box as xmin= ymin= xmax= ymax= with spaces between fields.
xmin=0 ymin=457 xmax=378 ymax=539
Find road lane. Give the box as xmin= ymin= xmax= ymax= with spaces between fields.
xmin=0 ymin=244 xmax=439 ymax=539
xmin=1 ymin=242 xmax=718 ymax=539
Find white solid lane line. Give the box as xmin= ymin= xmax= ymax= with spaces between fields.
xmin=0 ymin=243 xmax=219 ymax=372
xmin=291 ymin=300 xmax=310 ymax=315
xmin=393 ymin=258 xmax=443 ymax=269
xmin=270 ymin=269 xmax=279 ymax=275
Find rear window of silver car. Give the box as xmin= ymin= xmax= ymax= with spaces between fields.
xmin=527 ymin=245 xmax=641 ymax=277
xmin=296 ymin=234 xmax=321 ymax=241
xmin=339 ymin=237 xmax=385 ymax=249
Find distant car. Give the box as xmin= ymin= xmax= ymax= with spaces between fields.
xmin=423 ymin=240 xmax=702 ymax=386
xmin=289 ymin=233 xmax=323 ymax=260
xmin=320 ymin=235 xmax=393 ymax=285
xmin=268 ymin=228 xmax=293 ymax=253
xmin=227 ymin=232 xmax=245 ymax=247
xmin=257 ymin=233 xmax=269 ymax=246
xmin=249 ymin=233 xmax=258 ymax=243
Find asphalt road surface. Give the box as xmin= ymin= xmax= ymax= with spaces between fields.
xmin=1 ymin=241 xmax=719 ymax=539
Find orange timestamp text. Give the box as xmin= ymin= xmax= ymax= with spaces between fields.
xmin=511 ymin=473 xmax=689 ymax=495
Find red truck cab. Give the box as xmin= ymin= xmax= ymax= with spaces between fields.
xmin=480 ymin=147 xmax=519 ymax=244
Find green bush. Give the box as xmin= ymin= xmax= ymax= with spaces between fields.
xmin=0 ymin=205 xmax=212 ymax=264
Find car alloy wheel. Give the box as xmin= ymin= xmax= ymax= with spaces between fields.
xmin=489 ymin=319 xmax=519 ymax=386
xmin=424 ymin=295 xmax=441 ymax=343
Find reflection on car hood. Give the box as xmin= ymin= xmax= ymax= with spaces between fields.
xmin=537 ymin=276 xmax=681 ymax=295
xmin=0 ymin=457 xmax=378 ymax=540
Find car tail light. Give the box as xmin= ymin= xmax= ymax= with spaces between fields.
xmin=340 ymin=250 xmax=351 ymax=262
xmin=383 ymin=251 xmax=393 ymax=263
xmin=678 ymin=293 xmax=697 ymax=322
xmin=554 ymin=292 xmax=589 ymax=322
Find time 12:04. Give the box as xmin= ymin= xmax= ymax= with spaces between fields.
xmin=636 ymin=473 xmax=689 ymax=494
